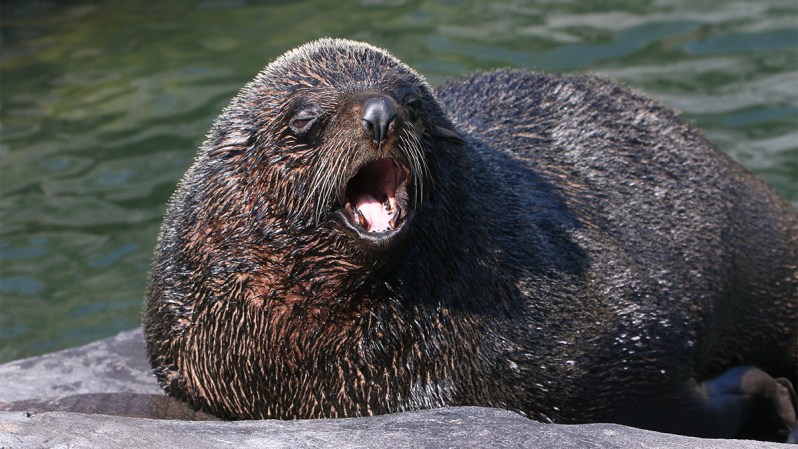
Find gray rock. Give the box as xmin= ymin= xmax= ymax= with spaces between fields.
xmin=0 ymin=330 xmax=787 ymax=448
xmin=0 ymin=407 xmax=786 ymax=449
xmin=0 ymin=329 xmax=159 ymax=402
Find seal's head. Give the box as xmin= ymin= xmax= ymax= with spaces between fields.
xmin=145 ymin=39 xmax=467 ymax=419
xmin=204 ymin=39 xmax=460 ymax=256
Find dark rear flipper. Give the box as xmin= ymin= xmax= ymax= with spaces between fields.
xmin=700 ymin=366 xmax=796 ymax=442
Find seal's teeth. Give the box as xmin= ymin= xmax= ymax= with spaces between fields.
xmin=389 ymin=206 xmax=402 ymax=229
xmin=385 ymin=197 xmax=397 ymax=213
xmin=355 ymin=208 xmax=370 ymax=231
xmin=382 ymin=193 xmax=390 ymax=211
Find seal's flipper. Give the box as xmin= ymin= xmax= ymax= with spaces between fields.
xmin=775 ymin=377 xmax=798 ymax=443
xmin=699 ymin=366 xmax=797 ymax=442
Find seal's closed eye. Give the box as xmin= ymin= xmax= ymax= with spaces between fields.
xmin=396 ymin=85 xmax=421 ymax=107
xmin=290 ymin=105 xmax=323 ymax=135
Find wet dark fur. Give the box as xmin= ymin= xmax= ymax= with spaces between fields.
xmin=144 ymin=39 xmax=798 ymax=438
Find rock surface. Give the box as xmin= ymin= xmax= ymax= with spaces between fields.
xmin=0 ymin=329 xmax=787 ymax=448
xmin=0 ymin=329 xmax=158 ymax=403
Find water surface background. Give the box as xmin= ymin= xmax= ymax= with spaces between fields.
xmin=1 ymin=0 xmax=796 ymax=363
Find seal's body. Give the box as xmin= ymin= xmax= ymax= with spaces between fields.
xmin=144 ymin=39 xmax=797 ymax=439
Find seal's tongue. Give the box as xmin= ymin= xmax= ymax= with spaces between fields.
xmin=352 ymin=193 xmax=398 ymax=232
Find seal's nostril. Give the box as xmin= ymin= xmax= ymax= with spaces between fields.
xmin=361 ymin=96 xmax=396 ymax=144
xmin=361 ymin=118 xmax=374 ymax=136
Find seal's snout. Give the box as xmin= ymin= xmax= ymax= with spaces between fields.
xmin=361 ymin=96 xmax=397 ymax=144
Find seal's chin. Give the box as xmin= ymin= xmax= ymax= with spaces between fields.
xmin=335 ymin=158 xmax=413 ymax=248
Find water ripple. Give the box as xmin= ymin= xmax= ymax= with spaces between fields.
xmin=0 ymin=0 xmax=795 ymax=363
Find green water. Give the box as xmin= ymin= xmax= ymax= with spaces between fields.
xmin=1 ymin=0 xmax=796 ymax=363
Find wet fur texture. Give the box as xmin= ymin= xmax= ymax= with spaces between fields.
xmin=144 ymin=39 xmax=798 ymax=438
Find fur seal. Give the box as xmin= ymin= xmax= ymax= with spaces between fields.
xmin=143 ymin=38 xmax=798 ymax=440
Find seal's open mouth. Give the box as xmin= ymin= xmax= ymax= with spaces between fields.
xmin=338 ymin=158 xmax=412 ymax=243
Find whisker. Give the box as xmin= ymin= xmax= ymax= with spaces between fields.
xmin=402 ymin=122 xmax=428 ymax=209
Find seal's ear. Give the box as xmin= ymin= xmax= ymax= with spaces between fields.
xmin=432 ymin=125 xmax=466 ymax=145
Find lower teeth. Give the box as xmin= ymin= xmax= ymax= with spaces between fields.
xmin=389 ymin=207 xmax=402 ymax=229
xmin=355 ymin=209 xmax=369 ymax=231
